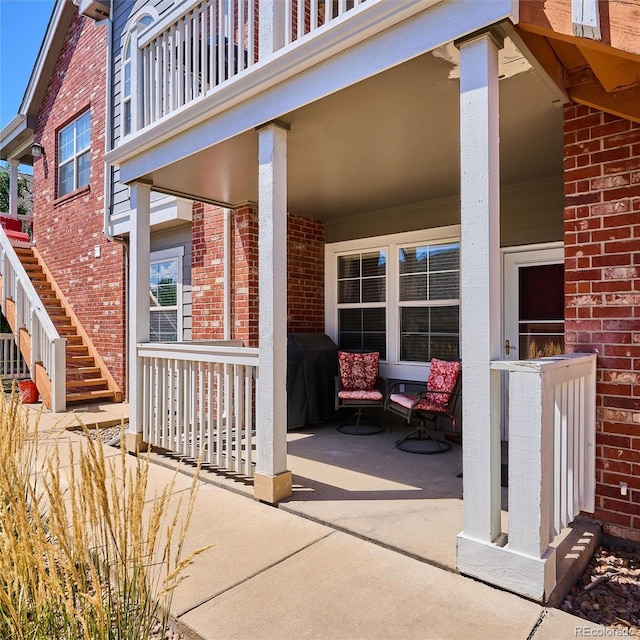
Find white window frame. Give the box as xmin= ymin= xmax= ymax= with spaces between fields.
xmin=150 ymin=246 xmax=184 ymax=342
xmin=326 ymin=225 xmax=461 ymax=381
xmin=121 ymin=11 xmax=156 ymax=137
xmin=57 ymin=111 xmax=91 ymax=197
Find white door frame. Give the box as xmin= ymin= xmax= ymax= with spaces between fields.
xmin=500 ymin=242 xmax=564 ymax=439
xmin=502 ymin=242 xmax=564 ymax=359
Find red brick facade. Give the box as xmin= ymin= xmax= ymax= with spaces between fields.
xmin=191 ymin=205 xmax=325 ymax=345
xmin=32 ymin=11 xmax=126 ymax=391
xmin=287 ymin=212 xmax=325 ymax=333
xmin=563 ymin=104 xmax=640 ymax=542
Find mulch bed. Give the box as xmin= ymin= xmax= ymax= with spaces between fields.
xmin=560 ymin=540 xmax=640 ymax=633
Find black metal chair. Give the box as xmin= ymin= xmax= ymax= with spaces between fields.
xmin=335 ymin=351 xmax=385 ymax=435
xmin=384 ymin=359 xmax=461 ymax=454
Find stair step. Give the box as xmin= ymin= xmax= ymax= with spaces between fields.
xmin=66 ymin=366 xmax=101 ymax=376
xmin=9 ymin=249 xmax=121 ymax=406
xmin=57 ymin=327 xmax=76 ymax=335
xmin=66 ymin=378 xmax=108 ymax=390
xmin=67 ymin=356 xmax=95 ymax=366
xmin=66 ymin=390 xmax=116 ymax=403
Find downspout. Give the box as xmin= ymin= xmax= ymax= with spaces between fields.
xmin=223 ymin=207 xmax=231 ymax=340
xmin=100 ymin=0 xmax=130 ymax=400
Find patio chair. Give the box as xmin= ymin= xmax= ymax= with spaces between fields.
xmin=384 ymin=358 xmax=461 ymax=454
xmin=335 ymin=350 xmax=386 ymax=435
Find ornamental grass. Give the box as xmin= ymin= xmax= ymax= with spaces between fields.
xmin=0 ymin=390 xmax=205 ymax=640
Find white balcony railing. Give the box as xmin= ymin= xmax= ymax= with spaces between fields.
xmin=138 ymin=341 xmax=259 ymax=477
xmin=0 ymin=333 xmax=29 ymax=380
xmin=491 ymin=353 xmax=597 ymax=560
xmin=0 ymin=227 xmax=66 ymax=411
xmin=136 ymin=0 xmax=367 ymax=130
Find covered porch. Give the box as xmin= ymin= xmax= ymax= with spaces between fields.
xmin=106 ymin=0 xmax=597 ymax=603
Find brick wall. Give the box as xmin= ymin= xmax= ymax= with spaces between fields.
xmin=287 ymin=213 xmax=325 ymax=332
xmin=191 ymin=205 xmax=325 ymax=344
xmin=32 ymin=10 xmax=126 ymax=392
xmin=563 ymin=104 xmax=640 ymax=542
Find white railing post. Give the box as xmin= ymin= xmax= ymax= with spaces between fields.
xmin=13 ymin=282 xmax=26 ymax=336
xmin=259 ymin=0 xmax=286 ymax=58
xmin=30 ymin=311 xmax=40 ymax=374
xmin=2 ymin=251 xmax=8 ymax=308
xmin=50 ymin=337 xmax=66 ymax=413
xmin=505 ymin=366 xmax=555 ymax=558
xmin=583 ymin=360 xmax=596 ymax=513
xmin=477 ymin=354 xmax=597 ymax=601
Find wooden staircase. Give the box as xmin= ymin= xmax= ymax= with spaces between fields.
xmin=14 ymin=247 xmax=122 ymax=405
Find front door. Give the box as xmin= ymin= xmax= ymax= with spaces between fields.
xmin=502 ymin=244 xmax=564 ymax=437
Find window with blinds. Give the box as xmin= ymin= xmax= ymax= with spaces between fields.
xmin=150 ymin=256 xmax=180 ymax=342
xmin=328 ymin=229 xmax=460 ymax=370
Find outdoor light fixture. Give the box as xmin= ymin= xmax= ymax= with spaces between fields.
xmin=31 ymin=143 xmax=45 ymax=158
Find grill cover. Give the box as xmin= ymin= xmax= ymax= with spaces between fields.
xmin=287 ymin=333 xmax=339 ymax=430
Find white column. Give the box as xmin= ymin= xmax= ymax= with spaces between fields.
xmin=126 ymin=181 xmax=151 ymax=452
xmin=456 ymin=31 xmax=503 ymax=550
xmin=258 ymin=0 xmax=285 ymax=58
xmin=254 ymin=121 xmax=291 ymax=503
xmin=223 ymin=207 xmax=232 ymax=341
xmin=8 ymin=159 xmax=19 ymax=217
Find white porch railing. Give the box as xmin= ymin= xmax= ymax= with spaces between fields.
xmin=485 ymin=353 xmax=597 ymax=599
xmin=138 ymin=341 xmax=259 ymax=477
xmin=0 ymin=227 xmax=66 ymax=412
xmin=0 ymin=333 xmax=28 ymax=380
xmin=136 ymin=0 xmax=367 ymax=129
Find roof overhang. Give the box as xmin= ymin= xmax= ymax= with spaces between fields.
xmin=1 ymin=0 xmax=77 ymax=164
xmin=0 ymin=114 xmax=36 ymax=162
xmin=516 ymin=0 xmax=640 ymax=123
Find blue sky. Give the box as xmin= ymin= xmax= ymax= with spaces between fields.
xmin=0 ymin=0 xmax=56 ymax=130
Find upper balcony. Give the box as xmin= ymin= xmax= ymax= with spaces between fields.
xmin=129 ymin=0 xmax=374 ymax=136
xmin=109 ymin=0 xmax=522 ymax=186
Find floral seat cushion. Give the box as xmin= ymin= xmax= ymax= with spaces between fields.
xmin=338 ymin=351 xmax=379 ymax=391
xmin=338 ymin=389 xmax=384 ymax=401
xmin=389 ymin=393 xmax=449 ymax=413
xmin=388 ymin=359 xmax=460 ymax=413
xmin=425 ymin=358 xmax=461 ymax=406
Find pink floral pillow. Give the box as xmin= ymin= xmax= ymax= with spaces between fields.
xmin=338 ymin=351 xmax=379 ymax=391
xmin=426 ymin=359 xmax=461 ymax=406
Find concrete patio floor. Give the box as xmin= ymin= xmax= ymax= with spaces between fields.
xmin=22 ymin=401 xmax=606 ymax=640
xmin=153 ymin=414 xmax=507 ymax=573
xmin=281 ymin=420 xmax=508 ymax=571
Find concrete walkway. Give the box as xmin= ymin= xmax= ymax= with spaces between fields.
xmin=25 ymin=402 xmax=605 ymax=640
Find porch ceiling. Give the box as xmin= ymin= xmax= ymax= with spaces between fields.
xmin=146 ymin=47 xmax=564 ymax=220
